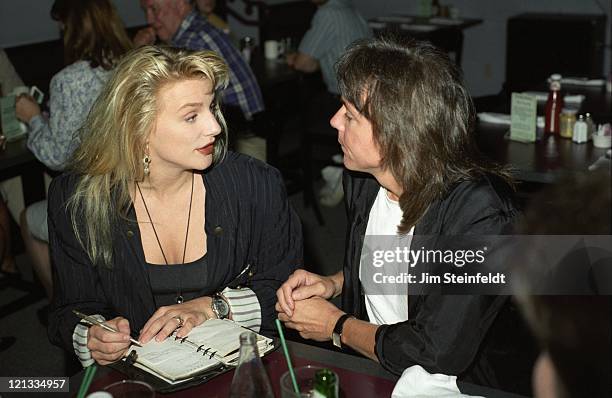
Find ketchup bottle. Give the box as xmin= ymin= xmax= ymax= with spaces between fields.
xmin=544 ymin=74 xmax=564 ymax=135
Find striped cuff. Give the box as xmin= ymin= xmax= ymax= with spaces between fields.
xmin=222 ymin=287 xmax=262 ymax=333
xmin=72 ymin=314 xmax=105 ymax=368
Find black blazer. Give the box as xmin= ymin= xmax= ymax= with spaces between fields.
xmin=341 ymin=171 xmax=535 ymax=392
xmin=47 ymin=152 xmax=303 ymax=352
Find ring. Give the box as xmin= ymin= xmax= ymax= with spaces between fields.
xmin=174 ymin=316 xmax=184 ymax=328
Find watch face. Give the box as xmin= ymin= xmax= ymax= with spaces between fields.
xmin=213 ymin=297 xmax=230 ymax=318
xmin=332 ymin=333 xmax=341 ymax=348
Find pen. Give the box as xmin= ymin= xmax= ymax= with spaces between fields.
xmin=73 ymin=310 xmax=143 ymax=347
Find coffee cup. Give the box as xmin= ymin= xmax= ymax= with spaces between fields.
xmin=264 ymin=40 xmax=283 ymax=60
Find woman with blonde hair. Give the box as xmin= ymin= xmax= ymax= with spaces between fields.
xmin=47 ymin=45 xmax=301 ymax=366
xmin=15 ymin=0 xmax=133 ymax=302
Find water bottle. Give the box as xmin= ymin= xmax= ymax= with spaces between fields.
xmin=228 ymin=332 xmax=274 ymax=398
xmin=544 ymin=74 xmax=564 ymax=135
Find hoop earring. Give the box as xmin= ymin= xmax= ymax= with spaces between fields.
xmin=143 ymin=154 xmax=151 ymax=176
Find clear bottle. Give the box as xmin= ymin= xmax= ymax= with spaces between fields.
xmin=544 ymin=74 xmax=564 ymax=135
xmin=228 ymin=332 xmax=274 ymax=398
xmin=584 ymin=112 xmax=595 ymax=138
xmin=312 ymin=369 xmax=339 ymax=398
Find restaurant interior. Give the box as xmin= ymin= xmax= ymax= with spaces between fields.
xmin=0 ymin=0 xmax=610 ymax=397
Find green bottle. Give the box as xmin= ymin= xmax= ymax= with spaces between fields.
xmin=312 ymin=368 xmax=338 ymax=398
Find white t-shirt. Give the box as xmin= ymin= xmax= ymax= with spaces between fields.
xmin=359 ymin=187 xmax=414 ymax=325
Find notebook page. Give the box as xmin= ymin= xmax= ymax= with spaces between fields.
xmin=129 ymin=338 xmax=220 ymax=381
xmin=188 ymin=319 xmax=273 ymax=358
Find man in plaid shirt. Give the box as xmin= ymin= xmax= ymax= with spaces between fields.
xmin=135 ymin=0 xmax=264 ymax=120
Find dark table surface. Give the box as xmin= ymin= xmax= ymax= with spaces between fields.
xmin=476 ymin=85 xmax=611 ymax=184
xmin=70 ymin=340 xmax=526 ymax=398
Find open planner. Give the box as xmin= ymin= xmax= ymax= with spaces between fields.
xmin=124 ymin=318 xmax=275 ymax=385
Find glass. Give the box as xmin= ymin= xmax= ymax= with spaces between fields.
xmin=281 ymin=366 xmax=339 ymax=398
xmin=103 ymin=380 xmax=155 ymax=398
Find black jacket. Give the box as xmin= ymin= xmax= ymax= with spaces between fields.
xmin=341 ymin=171 xmax=535 ymax=392
xmin=48 ymin=152 xmax=303 ymax=352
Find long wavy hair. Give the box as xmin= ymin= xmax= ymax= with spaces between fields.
xmin=68 ymin=45 xmax=229 ymax=267
xmin=336 ymin=36 xmax=513 ymax=234
xmin=51 ymin=0 xmax=133 ymax=70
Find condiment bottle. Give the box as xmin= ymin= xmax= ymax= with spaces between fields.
xmin=559 ymin=108 xmax=577 ymax=139
xmin=544 ymin=74 xmax=564 ymax=135
xmin=584 ymin=112 xmax=595 ymax=138
xmin=572 ymin=114 xmax=588 ymax=144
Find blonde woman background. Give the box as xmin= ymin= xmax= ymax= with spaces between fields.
xmin=48 ymin=46 xmax=301 ymax=366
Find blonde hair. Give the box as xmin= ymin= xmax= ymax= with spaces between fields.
xmin=68 ymin=45 xmax=229 ymax=267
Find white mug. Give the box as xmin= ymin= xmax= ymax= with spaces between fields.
xmin=264 ymin=40 xmax=283 ymax=60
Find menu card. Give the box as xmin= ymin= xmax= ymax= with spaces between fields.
xmin=510 ymin=93 xmax=537 ymax=143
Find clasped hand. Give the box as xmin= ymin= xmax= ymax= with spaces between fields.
xmin=275 ymin=270 xmax=344 ymax=341
xmin=87 ymin=296 xmax=214 ymax=365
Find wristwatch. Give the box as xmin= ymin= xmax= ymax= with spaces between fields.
xmin=211 ymin=293 xmax=230 ymax=319
xmin=332 ymin=313 xmax=353 ymax=349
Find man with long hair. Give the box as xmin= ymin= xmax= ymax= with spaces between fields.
xmin=278 ymin=36 xmax=535 ymax=393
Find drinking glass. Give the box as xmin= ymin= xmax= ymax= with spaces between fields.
xmin=103 ymin=380 xmax=155 ymax=398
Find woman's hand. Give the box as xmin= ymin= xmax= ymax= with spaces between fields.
xmin=15 ymin=95 xmax=41 ymax=123
xmin=87 ymin=317 xmax=132 ymax=365
xmin=276 ymin=270 xmax=341 ymax=317
xmin=139 ymin=296 xmax=214 ymax=344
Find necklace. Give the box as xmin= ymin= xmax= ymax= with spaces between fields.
xmin=136 ymin=172 xmax=194 ymax=304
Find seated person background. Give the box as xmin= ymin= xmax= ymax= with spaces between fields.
xmin=515 ymin=171 xmax=611 ymax=398
xmin=0 ymin=48 xmax=24 ymax=277
xmin=0 ymin=48 xmax=25 ymax=95
xmin=277 ymin=36 xmax=533 ymax=393
xmin=194 ymin=0 xmax=229 ymax=34
xmin=288 ymin=0 xmax=371 ymax=206
xmin=48 ymin=46 xmax=302 ymax=366
xmin=134 ymin=0 xmax=263 ymax=124
xmin=15 ymin=0 xmax=133 ymax=301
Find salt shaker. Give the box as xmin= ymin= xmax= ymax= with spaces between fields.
xmin=572 ymin=114 xmax=588 ymax=144
xmin=584 ymin=112 xmax=595 ymax=138
xmin=240 ymin=36 xmax=254 ymax=64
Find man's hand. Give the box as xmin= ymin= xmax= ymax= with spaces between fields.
xmin=133 ymin=27 xmax=156 ymax=47
xmin=87 ymin=317 xmax=132 ymax=365
xmin=15 ymin=95 xmax=41 ymax=123
xmin=278 ymin=297 xmax=344 ymax=341
xmin=276 ymin=270 xmax=340 ymax=317
xmin=287 ymin=52 xmax=319 ymax=73
xmin=139 ymin=296 xmax=213 ymax=343
xmin=285 ymin=52 xmax=297 ymax=67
